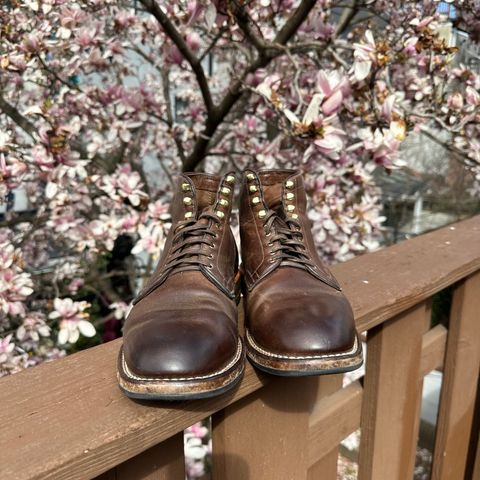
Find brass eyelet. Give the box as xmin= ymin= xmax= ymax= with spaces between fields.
xmin=225 ymin=175 xmax=235 ymax=184
xmin=246 ymin=173 xmax=255 ymax=181
xmin=285 ymin=180 xmax=294 ymax=189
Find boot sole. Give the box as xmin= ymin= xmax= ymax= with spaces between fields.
xmin=245 ymin=329 xmax=363 ymax=377
xmin=117 ymin=338 xmax=245 ymax=401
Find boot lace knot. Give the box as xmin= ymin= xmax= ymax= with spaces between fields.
xmin=262 ymin=210 xmax=314 ymax=268
xmin=164 ymin=212 xmax=220 ymax=272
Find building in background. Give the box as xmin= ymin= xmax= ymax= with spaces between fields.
xmin=379 ymin=2 xmax=480 ymax=244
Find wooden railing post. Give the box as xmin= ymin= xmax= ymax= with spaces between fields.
xmin=431 ymin=272 xmax=480 ymax=480
xmin=211 ymin=375 xmax=335 ymax=480
xmin=306 ymin=375 xmax=344 ymax=479
xmin=358 ymin=302 xmax=429 ymax=480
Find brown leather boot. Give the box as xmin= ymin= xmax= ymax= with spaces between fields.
xmin=239 ymin=169 xmax=363 ymax=376
xmin=118 ymin=172 xmax=245 ymax=400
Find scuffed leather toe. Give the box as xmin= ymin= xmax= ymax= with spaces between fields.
xmin=247 ymin=269 xmax=356 ymax=356
xmin=123 ymin=309 xmax=239 ymax=378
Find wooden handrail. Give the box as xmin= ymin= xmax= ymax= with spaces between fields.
xmin=1 ymin=215 xmax=480 ymax=480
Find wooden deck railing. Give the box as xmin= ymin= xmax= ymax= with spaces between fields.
xmin=1 ymin=216 xmax=480 ymax=480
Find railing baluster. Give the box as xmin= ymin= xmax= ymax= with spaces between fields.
xmin=211 ymin=376 xmax=325 ymax=480
xmin=358 ymin=302 xmax=429 ymax=480
xmin=431 ymin=272 xmax=480 ymax=480
xmin=306 ymin=375 xmax=343 ymax=479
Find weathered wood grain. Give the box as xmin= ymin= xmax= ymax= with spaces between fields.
xmin=432 ymin=273 xmax=480 ymax=480
xmin=358 ymin=303 xmax=427 ymax=480
xmin=94 ymin=432 xmax=185 ymax=480
xmin=339 ymin=216 xmax=480 ymax=333
xmin=419 ymin=324 xmax=447 ymax=377
xmin=305 ymin=375 xmax=343 ymax=480
xmin=0 ymin=347 xmax=267 ymax=480
xmin=0 ymin=215 xmax=479 ymax=480
xmin=307 ymin=380 xmax=362 ymax=469
xmin=212 ymin=375 xmax=328 ymax=480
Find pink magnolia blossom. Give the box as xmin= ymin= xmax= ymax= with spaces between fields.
xmin=448 ymin=93 xmax=464 ymax=110
xmin=0 ymin=244 xmax=34 ymax=318
xmin=352 ymin=30 xmax=376 ymax=81
xmin=49 ymin=298 xmax=95 ymax=345
xmin=96 ymin=165 xmax=148 ymax=207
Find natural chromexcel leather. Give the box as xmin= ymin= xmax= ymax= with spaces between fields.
xmin=119 ymin=172 xmax=244 ymax=397
xmin=239 ymin=169 xmax=362 ymax=374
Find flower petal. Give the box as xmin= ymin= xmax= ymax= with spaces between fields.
xmin=58 ymin=328 xmax=69 ymax=344
xmin=322 ymin=90 xmax=343 ymax=116
xmin=354 ymin=60 xmax=372 ymax=82
xmin=302 ymin=93 xmax=323 ymax=126
xmin=78 ymin=320 xmax=96 ymax=338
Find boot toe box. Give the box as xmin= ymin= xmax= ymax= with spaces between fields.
xmin=123 ymin=311 xmax=239 ymax=379
xmin=248 ymin=272 xmax=356 ymax=356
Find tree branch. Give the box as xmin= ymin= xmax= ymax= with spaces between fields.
xmin=36 ymin=54 xmax=82 ymax=92
xmin=0 ymin=95 xmax=37 ymax=139
xmin=139 ymin=0 xmax=214 ymax=115
xmin=335 ymin=0 xmax=359 ymax=36
xmin=199 ymin=25 xmax=228 ymax=62
xmin=230 ymin=1 xmax=267 ymax=53
xmin=182 ymin=0 xmax=318 ymax=171
xmin=420 ymin=127 xmax=477 ymax=167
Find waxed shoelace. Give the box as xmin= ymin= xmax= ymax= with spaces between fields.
xmin=163 ymin=212 xmax=220 ymax=272
xmin=262 ymin=210 xmax=315 ymax=268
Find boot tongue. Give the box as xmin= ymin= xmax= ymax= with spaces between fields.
xmin=261 ymin=183 xmax=284 ymax=213
xmin=257 ymin=170 xmax=294 ymax=214
xmin=188 ymin=173 xmax=221 ymax=214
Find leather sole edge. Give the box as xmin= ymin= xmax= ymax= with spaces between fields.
xmin=245 ymin=330 xmax=364 ymax=376
xmin=117 ymin=339 xmax=245 ymax=401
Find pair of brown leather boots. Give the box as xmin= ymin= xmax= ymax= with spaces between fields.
xmin=117 ymin=169 xmax=363 ymax=400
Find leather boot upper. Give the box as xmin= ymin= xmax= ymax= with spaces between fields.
xmin=239 ymin=169 xmax=357 ymax=356
xmin=122 ymin=172 xmax=240 ymax=378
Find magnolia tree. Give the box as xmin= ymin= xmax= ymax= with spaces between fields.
xmin=1 ymin=0 xmax=479 ymax=379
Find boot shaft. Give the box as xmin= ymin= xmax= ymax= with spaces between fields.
xmin=134 ymin=172 xmax=239 ymax=304
xmin=239 ymin=169 xmax=340 ymax=291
